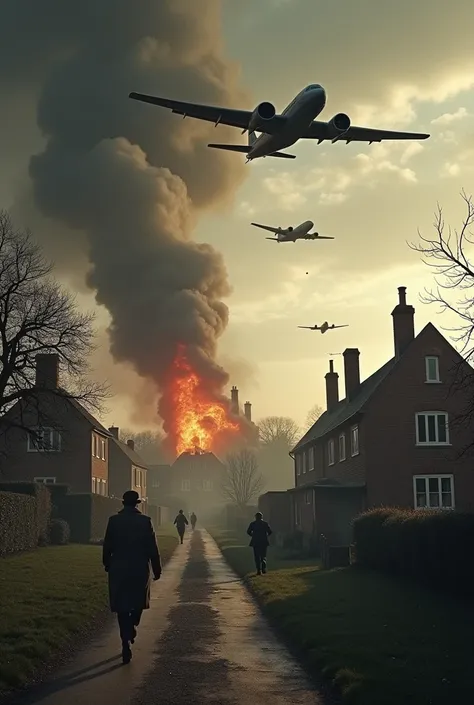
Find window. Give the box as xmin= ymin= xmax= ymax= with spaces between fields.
xmin=308 ymin=446 xmax=314 ymax=472
xmin=414 ymin=475 xmax=454 ymax=509
xmin=34 ymin=477 xmax=56 ymax=485
xmin=425 ymin=356 xmax=440 ymax=383
xmin=102 ymin=479 xmax=108 ymax=497
xmin=303 ymin=450 xmax=308 ymax=474
xmin=134 ymin=468 xmax=142 ymax=487
xmin=27 ymin=428 xmax=61 ymax=452
xmin=305 ymin=490 xmax=312 ymax=505
xmin=92 ymin=477 xmax=97 ymax=493
xmin=416 ymin=412 xmax=449 ymax=445
xmin=152 ymin=478 xmax=160 ymax=488
xmin=350 ymin=425 xmax=359 ymax=456
xmin=181 ymin=479 xmax=191 ymax=491
xmin=296 ymin=454 xmax=302 ymax=476
xmin=339 ymin=433 xmax=346 ymax=462
xmin=294 ymin=498 xmax=301 ymax=526
xmin=101 ymin=438 xmax=106 ymax=460
xmin=202 ymin=480 xmax=213 ymax=491
xmin=92 ymin=434 xmax=96 ymax=457
xmin=328 ymin=439 xmax=335 ymax=465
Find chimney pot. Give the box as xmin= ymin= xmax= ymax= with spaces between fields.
xmin=391 ymin=286 xmax=415 ymax=358
xmin=35 ymin=353 xmax=59 ymax=389
xmin=325 ymin=359 xmax=339 ymax=412
xmin=127 ymin=439 xmax=135 ymax=450
xmin=244 ymin=401 xmax=252 ymax=422
xmin=343 ymin=348 xmax=360 ymax=400
xmin=108 ymin=426 xmax=119 ymax=440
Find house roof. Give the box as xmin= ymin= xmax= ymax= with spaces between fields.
xmin=110 ymin=437 xmax=148 ymax=468
xmin=292 ymin=357 xmax=397 ymax=452
xmin=66 ymin=394 xmax=111 ymax=436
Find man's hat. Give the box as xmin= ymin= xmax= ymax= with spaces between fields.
xmin=122 ymin=490 xmax=141 ymax=505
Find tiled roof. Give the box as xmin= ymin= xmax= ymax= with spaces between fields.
xmin=292 ymin=357 xmax=397 ymax=452
xmin=66 ymin=394 xmax=111 ymax=436
xmin=110 ymin=437 xmax=148 ymax=468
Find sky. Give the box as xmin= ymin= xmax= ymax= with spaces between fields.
xmin=2 ymin=0 xmax=474 ymax=433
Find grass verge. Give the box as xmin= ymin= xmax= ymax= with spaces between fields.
xmin=210 ymin=527 xmax=474 ymax=705
xmin=0 ymin=531 xmax=177 ymax=696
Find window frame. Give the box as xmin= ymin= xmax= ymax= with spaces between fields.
xmin=413 ymin=474 xmax=455 ymax=510
xmin=305 ymin=489 xmax=312 ymax=505
xmin=181 ymin=479 xmax=191 ymax=492
xmin=328 ymin=438 xmax=335 ymax=466
xmin=350 ymin=425 xmax=359 ymax=456
xmin=101 ymin=438 xmax=106 ymax=460
xmin=202 ymin=479 xmax=213 ymax=491
xmin=296 ymin=454 xmax=302 ymax=476
xmin=34 ymin=476 xmax=56 ymax=485
xmin=27 ymin=428 xmax=61 ymax=452
xmin=425 ymin=356 xmax=441 ymax=383
xmin=294 ymin=498 xmax=301 ymax=526
xmin=308 ymin=446 xmax=314 ymax=471
xmin=339 ymin=433 xmax=346 ymax=462
xmin=302 ymin=449 xmax=308 ymax=474
xmin=415 ymin=412 xmax=450 ymax=446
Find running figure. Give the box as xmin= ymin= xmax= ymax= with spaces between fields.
xmin=190 ymin=512 xmax=197 ymax=530
xmin=174 ymin=509 xmax=189 ymax=544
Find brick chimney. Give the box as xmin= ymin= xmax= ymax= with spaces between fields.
xmin=230 ymin=385 xmax=239 ymax=415
xmin=127 ymin=439 xmax=135 ymax=451
xmin=391 ymin=286 xmax=415 ymax=358
xmin=325 ymin=359 xmax=339 ymax=411
xmin=244 ymin=401 xmax=252 ymax=422
xmin=35 ymin=353 xmax=59 ymax=389
xmin=108 ymin=426 xmax=119 ymax=439
xmin=343 ymin=348 xmax=360 ymax=400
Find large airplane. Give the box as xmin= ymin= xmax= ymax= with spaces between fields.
xmin=129 ymin=84 xmax=430 ymax=161
xmin=251 ymin=220 xmax=333 ymax=242
xmin=299 ymin=322 xmax=348 ymax=334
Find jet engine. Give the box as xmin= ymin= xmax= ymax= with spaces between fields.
xmin=247 ymin=102 xmax=276 ymax=134
xmin=288 ymin=226 xmax=293 ymax=232
xmin=326 ymin=113 xmax=351 ymax=140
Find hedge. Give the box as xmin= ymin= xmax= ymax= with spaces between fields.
xmin=353 ymin=507 xmax=474 ymax=597
xmin=0 ymin=491 xmax=38 ymax=555
xmin=0 ymin=482 xmax=52 ymax=547
xmin=57 ymin=493 xmax=122 ymax=543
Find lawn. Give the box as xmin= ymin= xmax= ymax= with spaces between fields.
xmin=210 ymin=528 xmax=474 ymax=705
xmin=0 ymin=531 xmax=178 ymax=695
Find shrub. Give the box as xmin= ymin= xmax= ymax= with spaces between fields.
xmin=49 ymin=518 xmax=70 ymax=545
xmin=353 ymin=507 xmax=474 ymax=597
xmin=57 ymin=493 xmax=122 ymax=543
xmin=0 ymin=491 xmax=37 ymax=555
xmin=0 ymin=481 xmax=52 ymax=547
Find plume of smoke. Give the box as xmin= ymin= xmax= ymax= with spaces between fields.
xmin=0 ymin=0 xmax=253 ymax=435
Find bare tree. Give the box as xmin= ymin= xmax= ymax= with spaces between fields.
xmin=0 ymin=210 xmax=109 ymax=431
xmin=221 ymin=448 xmax=265 ymax=509
xmin=409 ymin=191 xmax=474 ymax=454
xmin=258 ymin=416 xmax=301 ymax=448
xmin=120 ymin=428 xmax=165 ymax=464
xmin=305 ymin=403 xmax=323 ymax=430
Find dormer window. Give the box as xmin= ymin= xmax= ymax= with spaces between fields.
xmin=425 ymin=356 xmax=440 ymax=383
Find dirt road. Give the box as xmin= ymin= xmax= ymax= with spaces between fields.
xmin=14 ymin=530 xmax=327 ymax=705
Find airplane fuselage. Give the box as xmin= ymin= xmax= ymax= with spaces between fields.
xmin=249 ymin=85 xmax=326 ymax=160
xmin=279 ymin=220 xmax=314 ymax=242
xmin=320 ymin=321 xmax=329 ymax=333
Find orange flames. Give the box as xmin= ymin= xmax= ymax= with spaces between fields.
xmin=170 ymin=347 xmax=240 ymax=456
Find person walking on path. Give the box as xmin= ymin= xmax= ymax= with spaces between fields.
xmin=174 ymin=509 xmax=189 ymax=544
xmin=190 ymin=512 xmax=197 ymax=530
xmin=103 ymin=490 xmax=162 ymax=664
xmin=247 ymin=512 xmax=273 ymax=575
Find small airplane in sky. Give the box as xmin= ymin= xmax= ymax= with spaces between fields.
xmin=129 ymin=84 xmax=430 ymax=161
xmin=251 ymin=220 xmax=333 ymax=242
xmin=298 ymin=322 xmax=349 ymax=334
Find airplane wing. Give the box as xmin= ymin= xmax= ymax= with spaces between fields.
xmin=129 ymin=93 xmax=287 ymax=134
xmin=331 ymin=325 xmax=349 ymax=329
xmin=251 ymin=222 xmax=280 ymax=234
xmin=303 ymin=121 xmax=430 ymax=143
xmin=305 ymin=233 xmax=334 ymax=240
xmin=298 ymin=325 xmax=317 ymax=330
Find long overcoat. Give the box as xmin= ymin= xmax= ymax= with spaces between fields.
xmin=246 ymin=519 xmax=272 ymax=548
xmin=102 ymin=507 xmax=162 ymax=613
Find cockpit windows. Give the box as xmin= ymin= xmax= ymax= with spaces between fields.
xmin=305 ymin=84 xmax=321 ymax=92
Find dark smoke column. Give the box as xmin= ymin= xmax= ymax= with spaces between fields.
xmin=1 ymin=1 xmax=251 ymax=436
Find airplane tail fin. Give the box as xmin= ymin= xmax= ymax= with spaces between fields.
xmin=207 ymin=143 xmax=295 ymax=159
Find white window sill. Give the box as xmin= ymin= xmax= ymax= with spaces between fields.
xmin=415 ymin=442 xmax=451 ymax=447
xmin=351 ymin=451 xmax=360 ymax=457
xmin=424 ymin=380 xmax=442 ymax=384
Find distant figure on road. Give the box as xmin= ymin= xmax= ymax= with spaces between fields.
xmin=190 ymin=512 xmax=197 ymax=530
xmin=247 ymin=512 xmax=273 ymax=575
xmin=174 ymin=509 xmax=189 ymax=544
xmin=103 ymin=490 xmax=161 ymax=664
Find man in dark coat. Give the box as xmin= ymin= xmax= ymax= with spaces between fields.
xmin=190 ymin=512 xmax=197 ymax=530
xmin=103 ymin=490 xmax=162 ymax=664
xmin=247 ymin=511 xmax=273 ymax=575
xmin=173 ymin=509 xmax=189 ymax=544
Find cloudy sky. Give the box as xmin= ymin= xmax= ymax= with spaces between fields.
xmin=1 ymin=0 xmax=474 ymax=432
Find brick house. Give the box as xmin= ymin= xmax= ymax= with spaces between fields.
xmin=165 ymin=450 xmax=227 ymax=520
xmin=107 ymin=426 xmax=148 ymax=509
xmin=0 ymin=353 xmax=111 ymax=495
xmin=268 ymin=287 xmax=474 ymax=546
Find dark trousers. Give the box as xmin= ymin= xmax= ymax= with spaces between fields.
xmin=253 ymin=545 xmax=268 ymax=573
xmin=177 ymin=528 xmax=185 ymax=543
xmin=117 ymin=609 xmax=143 ymax=645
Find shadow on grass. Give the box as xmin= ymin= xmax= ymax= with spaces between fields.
xmin=211 ymin=527 xmax=474 ymax=705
